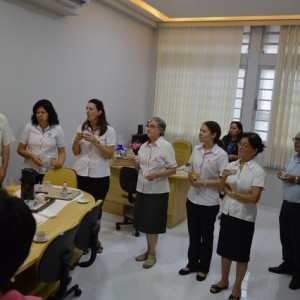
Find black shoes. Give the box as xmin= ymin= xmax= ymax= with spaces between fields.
xmin=196 ymin=272 xmax=207 ymax=281
xmin=268 ymin=263 xmax=293 ymax=275
xmin=289 ymin=276 xmax=300 ymax=290
xmin=178 ymin=267 xmax=196 ymax=275
xmin=179 ymin=268 xmax=206 ymax=281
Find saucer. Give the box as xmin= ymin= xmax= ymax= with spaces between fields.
xmin=77 ymin=198 xmax=89 ymax=204
xmin=33 ymin=234 xmax=49 ymax=243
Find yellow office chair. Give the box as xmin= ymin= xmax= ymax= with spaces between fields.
xmin=43 ymin=168 xmax=77 ymax=188
xmin=172 ymin=139 xmax=192 ymax=167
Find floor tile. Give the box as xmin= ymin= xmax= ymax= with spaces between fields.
xmin=65 ymin=205 xmax=300 ymax=300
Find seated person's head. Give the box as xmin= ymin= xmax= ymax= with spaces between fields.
xmin=0 ymin=190 xmax=36 ymax=288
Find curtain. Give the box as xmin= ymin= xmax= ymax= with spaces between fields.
xmin=153 ymin=26 xmax=243 ymax=146
xmin=265 ymin=26 xmax=300 ymax=168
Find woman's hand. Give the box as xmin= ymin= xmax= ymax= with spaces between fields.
xmin=146 ymin=172 xmax=159 ymax=181
xmin=31 ymin=154 xmax=43 ymax=167
xmin=82 ymin=131 xmax=94 ymax=143
xmin=74 ymin=132 xmax=83 ymax=143
xmin=224 ymin=185 xmax=233 ymax=196
xmin=50 ymin=157 xmax=61 ymax=168
xmin=221 ymin=169 xmax=232 ymax=178
xmin=128 ymin=149 xmax=136 ymax=161
xmin=188 ymin=172 xmax=198 ymax=185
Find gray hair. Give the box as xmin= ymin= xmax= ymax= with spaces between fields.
xmin=147 ymin=117 xmax=166 ymax=136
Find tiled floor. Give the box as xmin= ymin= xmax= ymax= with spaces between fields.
xmin=67 ymin=205 xmax=300 ymax=300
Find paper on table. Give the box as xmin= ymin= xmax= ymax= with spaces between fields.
xmin=38 ymin=211 xmax=57 ymax=219
xmin=37 ymin=199 xmax=69 ymax=219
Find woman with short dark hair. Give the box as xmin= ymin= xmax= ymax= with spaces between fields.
xmin=222 ymin=121 xmax=243 ymax=162
xmin=17 ymin=99 xmax=66 ymax=184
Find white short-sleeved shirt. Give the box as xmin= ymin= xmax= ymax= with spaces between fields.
xmin=136 ymin=136 xmax=177 ymax=194
xmin=187 ymin=143 xmax=228 ymax=206
xmin=19 ymin=123 xmax=66 ymax=173
xmin=72 ymin=125 xmax=116 ymax=178
xmin=221 ymin=159 xmax=265 ymax=222
xmin=0 ymin=113 xmax=15 ymax=156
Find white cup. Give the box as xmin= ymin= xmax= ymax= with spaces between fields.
xmin=35 ymin=230 xmax=46 ymax=241
xmin=35 ymin=193 xmax=46 ymax=202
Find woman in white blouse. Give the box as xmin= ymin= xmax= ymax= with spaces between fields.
xmin=179 ymin=121 xmax=228 ymax=282
xmin=129 ymin=117 xmax=177 ymax=269
xmin=211 ymin=132 xmax=265 ymax=300
xmin=72 ymin=99 xmax=116 ymax=253
xmin=17 ymin=99 xmax=66 ymax=184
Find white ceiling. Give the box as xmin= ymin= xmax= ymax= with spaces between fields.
xmin=116 ymin=0 xmax=300 ymax=20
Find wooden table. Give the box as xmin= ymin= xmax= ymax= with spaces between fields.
xmin=103 ymin=163 xmax=189 ymax=228
xmin=18 ymin=191 xmax=95 ymax=275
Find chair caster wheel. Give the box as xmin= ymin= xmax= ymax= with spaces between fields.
xmin=135 ymin=231 xmax=140 ymax=237
xmin=116 ymin=225 xmax=121 ymax=230
xmin=74 ymin=288 xmax=82 ymax=297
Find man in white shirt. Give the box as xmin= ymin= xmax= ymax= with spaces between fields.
xmin=0 ymin=114 xmax=15 ymax=187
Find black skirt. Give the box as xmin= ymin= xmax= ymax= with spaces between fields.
xmin=134 ymin=192 xmax=169 ymax=234
xmin=217 ymin=213 xmax=255 ymax=262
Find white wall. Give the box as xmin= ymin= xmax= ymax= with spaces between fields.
xmin=0 ymin=0 xmax=156 ymax=181
xmin=0 ymin=0 xmax=284 ymax=211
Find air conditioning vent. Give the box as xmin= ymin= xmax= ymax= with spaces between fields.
xmin=7 ymin=0 xmax=90 ymax=16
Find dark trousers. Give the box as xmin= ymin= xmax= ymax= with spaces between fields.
xmin=186 ymin=199 xmax=219 ymax=274
xmin=77 ymin=175 xmax=110 ymax=219
xmin=279 ymin=200 xmax=300 ymax=276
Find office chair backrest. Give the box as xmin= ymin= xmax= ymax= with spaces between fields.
xmin=37 ymin=224 xmax=80 ymax=283
xmin=75 ymin=200 xmax=103 ymax=250
xmin=119 ymin=167 xmax=138 ymax=203
xmin=42 ymin=168 xmax=77 ymax=188
xmin=73 ymin=200 xmax=103 ymax=268
xmin=172 ymin=139 xmax=192 ymax=167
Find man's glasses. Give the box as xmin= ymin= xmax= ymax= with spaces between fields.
xmin=145 ymin=124 xmax=158 ymax=129
xmin=292 ymin=137 xmax=300 ymax=142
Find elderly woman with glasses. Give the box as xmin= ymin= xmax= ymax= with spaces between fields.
xmin=211 ymin=132 xmax=265 ymax=300
xmin=129 ymin=117 xmax=177 ymax=269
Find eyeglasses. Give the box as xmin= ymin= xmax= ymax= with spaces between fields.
xmin=292 ymin=137 xmax=300 ymax=142
xmin=145 ymin=124 xmax=158 ymax=129
xmin=237 ymin=142 xmax=249 ymax=149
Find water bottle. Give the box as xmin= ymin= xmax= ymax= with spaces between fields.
xmin=61 ymin=182 xmax=68 ymax=197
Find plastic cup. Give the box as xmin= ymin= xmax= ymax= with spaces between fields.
xmin=231 ymin=169 xmax=238 ymax=175
xmin=190 ymin=172 xmax=199 ymax=181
